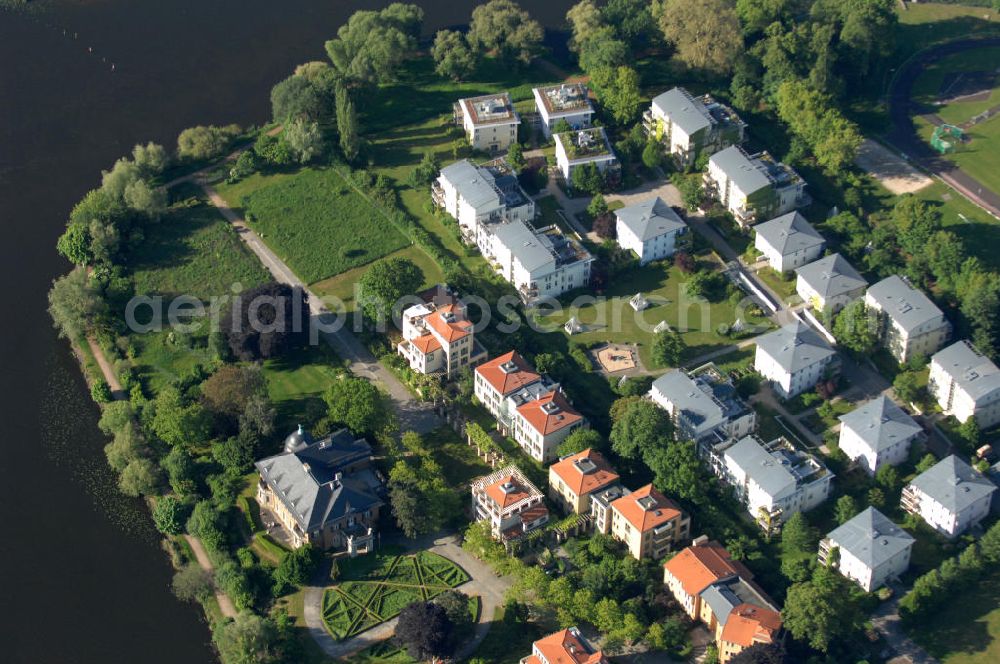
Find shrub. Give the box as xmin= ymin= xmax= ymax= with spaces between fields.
xmin=91 ymin=379 xmax=112 ymax=403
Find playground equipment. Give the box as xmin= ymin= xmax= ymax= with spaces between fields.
xmin=931 ymin=124 xmax=964 ymax=154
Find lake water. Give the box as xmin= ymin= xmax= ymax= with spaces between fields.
xmin=0 ymin=1 xmax=572 ymax=661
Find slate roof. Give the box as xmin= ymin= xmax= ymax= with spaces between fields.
xmin=615 ymin=196 xmax=686 ymax=242
xmin=931 ymin=341 xmax=1000 ymax=403
xmin=724 ymin=436 xmax=798 ymax=498
xmin=439 ymin=159 xmax=501 ymax=209
xmin=699 ymin=576 xmax=777 ymax=627
xmin=710 ymin=146 xmax=771 ymax=195
xmin=492 ymin=220 xmax=557 ymax=273
xmin=753 ymin=211 xmax=824 ymax=258
xmin=755 ymin=320 xmax=835 ymax=374
xmin=909 ymin=454 xmax=997 ymax=513
xmin=839 ymin=395 xmax=922 ymax=453
xmin=255 ymin=429 xmax=382 ymax=534
xmin=825 ymin=507 xmax=914 ymax=568
xmin=796 ymin=253 xmax=867 ymax=299
xmin=866 ymin=275 xmax=947 ymax=334
xmin=651 ymin=369 xmax=727 ymax=433
xmin=651 ymin=87 xmax=714 ymax=136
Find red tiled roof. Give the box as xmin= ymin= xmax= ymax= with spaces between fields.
xmin=611 ymin=484 xmax=683 ymax=534
xmin=532 ymin=628 xmax=607 ymax=664
xmin=476 ymin=351 xmax=541 ymax=396
xmin=424 ymin=304 xmax=472 ymax=343
xmin=516 ymin=391 xmax=583 ymax=436
xmin=519 ymin=504 xmax=549 ymax=524
xmin=720 ymin=603 xmax=782 ymax=648
xmin=663 ymin=540 xmax=744 ymax=596
xmin=485 ymin=475 xmax=531 ymax=510
xmin=549 ymin=449 xmax=619 ymax=498
xmin=410 ymin=333 xmax=442 ymax=354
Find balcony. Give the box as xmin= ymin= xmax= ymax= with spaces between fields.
xmin=431 ymin=183 xmax=446 ymax=209
xmin=901 ymin=486 xmax=921 ymax=515
xmin=817 ymin=537 xmax=835 ymax=566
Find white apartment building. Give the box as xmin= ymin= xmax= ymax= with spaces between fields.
xmin=532 ymin=83 xmax=594 ymax=138
xmin=615 ymin=196 xmax=687 ymax=265
xmin=650 ymin=364 xmax=756 ymax=446
xmin=753 ymin=211 xmax=825 ymax=274
xmin=754 ymin=321 xmax=837 ymax=399
xmin=554 ymin=127 xmax=618 ymax=182
xmin=455 ymin=92 xmax=520 ymax=152
xmin=433 ymin=159 xmax=535 ymax=243
xmin=838 ymin=395 xmax=923 ymax=476
xmin=865 ymin=275 xmax=951 ymax=364
xmin=474 ymin=351 xmax=544 ymax=420
xmin=470 ymin=465 xmax=549 ymax=541
xmin=929 ymin=340 xmax=1000 ymax=429
xmin=480 ymin=220 xmax=593 ymax=303
xmin=902 ymin=455 xmax=998 ymax=538
xmin=795 ymin=253 xmax=867 ymax=314
xmin=818 ymin=507 xmax=914 ymax=592
xmin=511 ymin=390 xmax=586 ymax=463
xmin=643 ymin=87 xmax=746 ymax=168
xmin=396 ymin=287 xmax=487 ymax=378
xmin=705 ymin=435 xmax=833 ymax=529
xmin=705 ymin=146 xmax=808 ymax=227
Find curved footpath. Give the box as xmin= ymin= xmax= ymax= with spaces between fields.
xmin=885 ymin=37 xmax=1000 ymax=218
xmin=302 ymin=532 xmax=512 ymax=661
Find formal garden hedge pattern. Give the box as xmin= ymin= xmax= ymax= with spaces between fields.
xmin=321 ymin=551 xmax=470 ymax=640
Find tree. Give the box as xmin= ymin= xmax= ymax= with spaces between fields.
xmin=177 ymin=124 xmax=241 ymax=161
xmin=610 ymin=398 xmax=673 ymax=461
xmin=781 ymin=511 xmax=816 ymax=552
xmin=325 ymin=375 xmax=389 ymax=435
xmin=91 ymin=379 xmax=112 ymax=403
xmin=270 ymin=75 xmax=324 ymax=123
xmin=153 ymin=496 xmax=188 ymax=535
xmin=875 ymin=464 xmax=901 ymax=493
xmin=652 ymin=328 xmax=685 ymax=367
xmin=105 ymin=422 xmax=145 ymax=472
xmin=672 ymin=173 xmax=703 ymax=211
xmin=162 ymin=446 xmax=199 ymax=495
xmin=434 ymin=589 xmax=473 ymax=627
xmin=212 ymin=433 xmax=259 ymax=475
xmin=409 ymin=150 xmax=440 ymax=187
xmin=272 ymin=545 xmax=319 ymax=595
xmin=335 ymin=84 xmax=360 ymax=163
xmin=118 ymin=457 xmax=161 ymax=497
xmin=834 ymin=494 xmax=858 ymax=525
xmin=916 ymin=453 xmax=937 ymax=474
xmin=212 ymin=613 xmax=281 ymax=664
xmin=729 ymin=641 xmax=787 ymax=664
xmin=220 ymin=282 xmax=309 ymax=362
xmin=642 ymin=141 xmax=663 ymax=169
xmin=571 ymin=162 xmax=604 ymax=195
xmin=48 ymin=267 xmax=106 ymax=339
xmin=893 ymin=370 xmax=922 ymax=405
xmin=782 ymin=566 xmax=864 ymax=652
xmin=357 ymin=257 xmax=423 ymax=322
xmin=567 ymin=0 xmax=604 ymax=54
xmin=152 ymin=386 xmax=213 ymax=447
xmin=658 ymin=0 xmax=743 ymax=75
xmin=389 ymin=464 xmax=434 ymax=538
xmin=432 ymin=29 xmax=477 ymax=81
xmin=98 ymin=401 xmax=134 ymax=435
xmin=57 ymin=222 xmax=93 ymax=266
xmin=647 ymin=440 xmax=706 ymax=504
xmin=557 ymin=428 xmax=604 ymax=457
xmin=587 ymin=193 xmax=608 ymax=218
xmin=283 ymin=119 xmax=325 ymax=164
xmin=202 ymin=365 xmax=267 ymax=420
xmin=602 ymin=0 xmax=657 ymax=50
xmin=589 ymin=65 xmax=642 ymax=125
xmin=324 ymin=5 xmax=423 ymax=84
xmin=867 ymin=487 xmax=886 ymax=510
xmin=592 ymin=213 xmax=616 ymax=239
xmin=123 ymin=178 xmax=167 ymax=218
xmin=132 ymin=141 xmax=169 ymax=177
xmin=172 ymin=563 xmax=213 ymax=604
xmin=468 ymin=0 xmax=544 ymax=66
xmin=506 ymin=141 xmax=525 ymax=171
xmin=395 ymin=601 xmax=453 ymax=660
xmin=832 ymin=299 xmax=878 ymax=356
xmin=774 ymin=79 xmax=862 ymax=174
xmin=685 ymin=270 xmax=725 ymax=301
xmin=578 ymin=27 xmax=629 ymax=73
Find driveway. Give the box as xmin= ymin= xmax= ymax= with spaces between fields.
xmin=871 ymin=592 xmax=940 ymax=664
xmin=302 ymin=532 xmax=513 ymax=661
xmin=199 ymin=181 xmax=440 ymax=434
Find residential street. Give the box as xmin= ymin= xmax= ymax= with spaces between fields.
xmin=198 ymin=181 xmax=441 ymax=434
xmin=871 ymin=591 xmax=940 ymax=664
xmin=302 ymin=532 xmax=513 ymax=661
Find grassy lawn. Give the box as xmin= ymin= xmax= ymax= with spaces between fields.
xmin=911 ymin=180 xmax=1000 ymax=272
xmin=469 ymin=606 xmax=544 ymax=664
xmin=311 ymin=244 xmax=445 ymax=314
xmin=423 ymin=425 xmax=492 ymax=486
xmin=215 ymin=167 xmax=410 ymax=284
xmin=911 ymin=46 xmax=1000 ymax=124
xmin=912 ymin=567 xmax=1000 ymax=664
xmin=536 ymin=261 xmax=771 ymax=369
xmin=895 ymin=4 xmax=1000 ymax=68
xmin=534 ymin=195 xmax=575 ymax=235
xmin=261 ymin=342 xmax=344 ymax=436
xmin=131 ymin=183 xmax=269 ymax=300
xmin=129 ymin=321 xmax=215 ymax=395
xmin=916 ymin=113 xmax=1000 ymax=194
xmin=321 ymin=551 xmax=470 ymax=641
xmin=755 ymin=266 xmax=799 ymax=303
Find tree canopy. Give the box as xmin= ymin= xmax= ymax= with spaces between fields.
xmin=220 ymin=282 xmax=309 ymax=362
xmin=657 ymin=0 xmax=743 ymax=75
xmin=395 ymin=601 xmax=453 ymax=660
xmin=468 ymin=0 xmax=544 ymax=66
xmin=325 ymin=4 xmax=423 ymax=85
xmin=357 ymin=257 xmax=424 ymax=322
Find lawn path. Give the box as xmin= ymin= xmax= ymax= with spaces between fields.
xmin=197 ymin=179 xmax=440 ymax=434
xmin=185 ymin=534 xmax=238 ymax=619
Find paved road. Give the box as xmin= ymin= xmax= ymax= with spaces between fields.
xmin=871 ymin=591 xmax=940 ymax=664
xmin=199 ymin=181 xmax=440 ymax=434
xmin=302 ymin=532 xmax=513 ymax=661
xmin=885 ymin=37 xmax=1000 ymax=219
xmin=185 ymin=534 xmax=238 ymax=619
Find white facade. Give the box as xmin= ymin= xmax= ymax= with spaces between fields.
xmin=705 ymin=147 xmax=807 ymax=227
xmin=396 ymin=293 xmax=486 ymax=378
xmin=929 ymin=341 xmax=1000 ymax=429
xmin=818 ymin=508 xmax=914 ymax=592
xmin=902 ymin=455 xmax=998 ymax=539
xmin=837 ymin=396 xmax=922 ymax=476
xmin=650 ymin=366 xmax=756 ymax=443
xmin=752 ymin=212 xmax=825 ymax=274
xmin=753 ymin=322 xmax=837 ymax=399
xmin=616 ymin=219 xmax=679 ymax=264
xmin=532 ymin=84 xmax=594 ymax=138
xmin=457 ymin=93 xmax=520 ymax=152
xmin=644 ymin=88 xmax=745 ymax=168
xmin=614 ymin=197 xmax=687 ymax=265
xmin=481 ymin=221 xmax=593 ymax=302
xmin=470 ymin=466 xmax=548 ymax=540
xmin=865 ymin=275 xmax=951 ymax=364
xmin=554 ymin=127 xmax=618 ymax=181
xmin=434 ymin=159 xmax=535 ymax=243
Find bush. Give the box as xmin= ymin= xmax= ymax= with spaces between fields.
xmin=172 ymin=564 xmax=214 ymax=603
xmin=177 ymin=124 xmax=241 ymax=161
xmin=91 ymin=379 xmax=112 ymax=403
xmin=153 ymin=496 xmax=189 ymax=535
